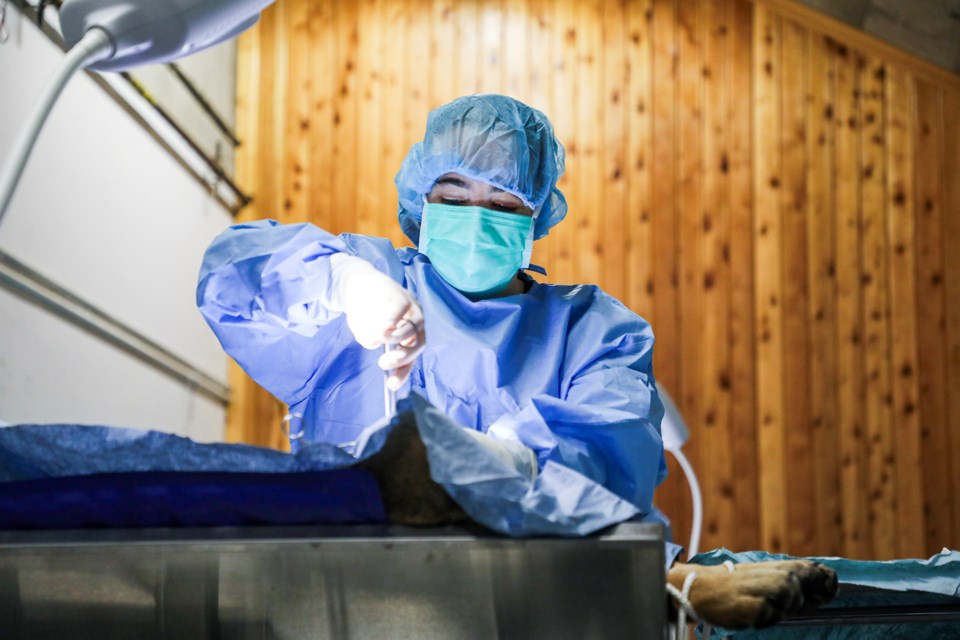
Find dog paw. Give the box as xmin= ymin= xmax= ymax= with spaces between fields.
xmin=668 ymin=560 xmax=838 ymax=630
xmin=740 ymin=560 xmax=839 ymax=612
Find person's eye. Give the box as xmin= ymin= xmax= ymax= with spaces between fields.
xmin=492 ymin=203 xmax=519 ymax=212
xmin=441 ymin=197 xmax=467 ymax=205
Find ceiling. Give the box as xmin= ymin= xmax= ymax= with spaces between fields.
xmin=796 ymin=0 xmax=960 ymax=72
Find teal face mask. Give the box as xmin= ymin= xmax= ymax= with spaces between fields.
xmin=420 ymin=202 xmax=535 ymax=297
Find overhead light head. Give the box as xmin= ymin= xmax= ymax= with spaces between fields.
xmin=59 ymin=0 xmax=273 ymax=72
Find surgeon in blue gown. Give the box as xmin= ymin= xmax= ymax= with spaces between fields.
xmin=197 ymin=94 xmax=669 ymax=538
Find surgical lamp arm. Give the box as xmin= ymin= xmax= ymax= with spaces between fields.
xmin=0 ymin=28 xmax=112 ymax=223
xmin=0 ymin=0 xmax=276 ymax=225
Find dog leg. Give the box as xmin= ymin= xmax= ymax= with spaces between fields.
xmin=667 ymin=559 xmax=838 ymax=629
xmin=356 ymin=415 xmax=468 ymax=526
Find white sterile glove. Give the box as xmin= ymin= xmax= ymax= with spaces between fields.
xmin=462 ymin=429 xmax=539 ymax=482
xmin=328 ymin=253 xmax=425 ymax=390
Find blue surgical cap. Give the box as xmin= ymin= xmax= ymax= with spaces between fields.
xmin=396 ymin=94 xmax=568 ymax=245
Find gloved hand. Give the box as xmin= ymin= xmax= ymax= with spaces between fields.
xmin=328 ymin=253 xmax=425 ymax=390
xmin=462 ymin=429 xmax=539 ymax=482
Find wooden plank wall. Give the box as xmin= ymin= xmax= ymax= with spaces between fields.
xmin=233 ymin=0 xmax=960 ymax=559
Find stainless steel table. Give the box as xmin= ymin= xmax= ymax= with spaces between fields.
xmin=0 ymin=521 xmax=666 ymax=639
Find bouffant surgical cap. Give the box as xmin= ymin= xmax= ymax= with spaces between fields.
xmin=395 ymin=94 xmax=567 ymax=245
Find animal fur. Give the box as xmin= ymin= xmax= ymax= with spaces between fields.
xmin=667 ymin=558 xmax=837 ymax=629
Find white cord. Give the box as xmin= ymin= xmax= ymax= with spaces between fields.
xmin=0 ymin=27 xmax=114 ymax=224
xmin=671 ymin=447 xmax=703 ymax=558
xmin=383 ymin=343 xmax=397 ymax=418
xmin=281 ymin=411 xmax=304 ymax=453
xmin=666 ymin=571 xmax=699 ymax=640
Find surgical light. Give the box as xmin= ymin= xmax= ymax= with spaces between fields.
xmin=59 ymin=0 xmax=273 ymax=72
xmin=0 ymin=0 xmax=275 ymax=223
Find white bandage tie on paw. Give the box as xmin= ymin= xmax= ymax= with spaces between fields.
xmin=667 ymin=571 xmax=700 ymax=640
xmin=668 ymin=562 xmax=735 ymax=640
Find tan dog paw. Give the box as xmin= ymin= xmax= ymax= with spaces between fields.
xmin=732 ymin=560 xmax=839 ymax=613
xmin=668 ymin=560 xmax=838 ymax=629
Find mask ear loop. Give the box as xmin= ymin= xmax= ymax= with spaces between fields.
xmin=521 ymin=202 xmax=542 ymax=269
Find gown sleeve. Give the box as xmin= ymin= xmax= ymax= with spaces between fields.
xmin=196 ymin=219 xmax=399 ymax=406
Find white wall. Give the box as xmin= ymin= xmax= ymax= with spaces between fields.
xmin=136 ymin=38 xmax=238 ymax=176
xmin=0 ymin=9 xmax=236 ymax=440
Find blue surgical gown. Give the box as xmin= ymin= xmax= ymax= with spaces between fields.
xmin=197 ymin=219 xmax=667 ymax=533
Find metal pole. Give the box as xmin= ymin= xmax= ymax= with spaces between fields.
xmin=168 ymin=62 xmax=243 ymax=148
xmin=0 ymin=250 xmax=230 ymax=406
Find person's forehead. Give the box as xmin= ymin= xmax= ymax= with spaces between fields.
xmin=432 ymin=173 xmax=518 ymax=197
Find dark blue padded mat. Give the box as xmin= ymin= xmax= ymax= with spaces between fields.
xmin=0 ymin=421 xmax=388 ymax=531
xmin=0 ymin=469 xmax=385 ymax=530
